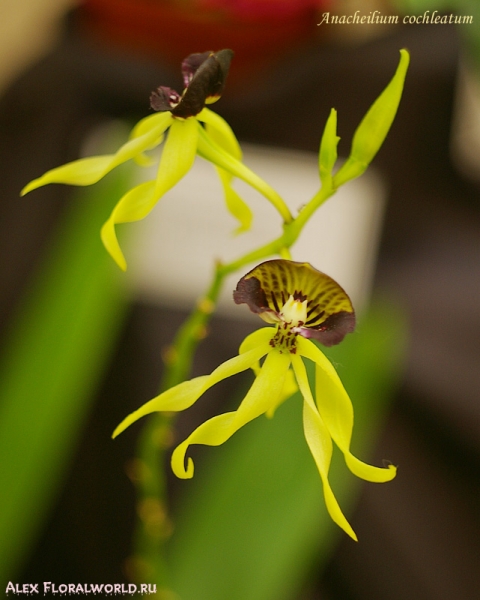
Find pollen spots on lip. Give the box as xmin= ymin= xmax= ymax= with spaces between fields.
xmin=268 ymin=295 xmax=307 ymax=353
xmin=271 ymin=326 xmax=298 ymax=354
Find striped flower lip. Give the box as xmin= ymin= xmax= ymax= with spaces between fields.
xmin=114 ymin=258 xmax=395 ymax=541
xmin=150 ymin=49 xmax=234 ymax=119
xmin=233 ymin=259 xmax=355 ymax=347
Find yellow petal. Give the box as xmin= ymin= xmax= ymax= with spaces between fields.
xmin=112 ymin=376 xmax=209 ymax=438
xmin=265 ymin=368 xmax=298 ymax=418
xmin=197 ymin=108 xmax=242 ymax=159
xmin=129 ymin=112 xmax=173 ymax=140
xmin=238 ymin=327 xmax=275 ymax=355
xmin=133 ymin=152 xmax=157 ymax=168
xmin=21 ymin=115 xmax=172 ymax=195
xmin=297 ymin=337 xmax=396 ymax=483
xmin=196 ymin=124 xmax=292 ymax=224
xmin=196 ymin=111 xmax=253 ymax=233
xmin=217 ymin=169 xmax=254 ymax=234
xmin=153 ymin=118 xmax=198 ymax=200
xmin=113 ymin=343 xmax=271 ymax=438
xmin=109 ymin=180 xmax=158 ymax=223
xmin=239 ymin=328 xmax=297 ymax=415
xmin=101 ymin=118 xmax=199 ymax=269
xmin=130 ymin=113 xmax=171 ymax=166
xmin=172 ymin=349 xmax=290 ymax=478
xmin=100 ymin=181 xmax=156 ymax=270
xmin=291 ymin=354 xmax=357 ymax=541
xmin=238 ymin=327 xmax=274 ymax=378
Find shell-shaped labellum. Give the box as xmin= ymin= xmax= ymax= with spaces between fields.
xmin=150 ymin=49 xmax=234 ymax=118
xmin=234 ymin=259 xmax=356 ymax=347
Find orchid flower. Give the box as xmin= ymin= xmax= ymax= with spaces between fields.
xmin=21 ymin=50 xmax=292 ymax=271
xmin=113 ymin=259 xmax=396 ymax=540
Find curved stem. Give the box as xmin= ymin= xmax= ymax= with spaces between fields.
xmin=162 ymin=266 xmax=224 ymax=391
xmin=128 ymin=265 xmax=228 ymax=588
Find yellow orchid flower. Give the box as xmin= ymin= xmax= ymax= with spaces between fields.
xmin=21 ymin=50 xmax=292 ymax=271
xmin=113 ymin=259 xmax=396 ymax=540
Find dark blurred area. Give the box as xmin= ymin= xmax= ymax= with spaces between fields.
xmin=1 ymin=4 xmax=479 ymax=599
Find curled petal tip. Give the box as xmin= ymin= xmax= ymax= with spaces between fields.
xmin=386 ymin=463 xmax=398 ymax=477
xmin=172 ymin=446 xmax=194 ymax=479
xmin=184 ymin=457 xmax=195 ymax=479
xmin=344 ymin=452 xmax=397 ymax=483
xmin=375 ymin=462 xmax=397 ymax=482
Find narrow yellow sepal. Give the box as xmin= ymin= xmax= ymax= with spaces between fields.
xmin=197 ymin=110 xmax=253 ymax=233
xmin=297 ymin=337 xmax=396 ymax=483
xmin=197 ymin=108 xmax=242 ymax=159
xmin=239 ymin=328 xmax=297 ymax=416
xmin=171 ymin=350 xmax=290 ymax=478
xmin=239 ymin=327 xmax=275 ymax=354
xmin=100 ymin=180 xmax=156 ymax=270
xmin=196 ymin=124 xmax=292 ymax=224
xmin=153 ymin=118 xmax=198 ymax=200
xmin=129 ymin=112 xmax=173 ymax=140
xmin=112 ymin=376 xmax=209 ymax=438
xmin=21 ymin=115 xmax=172 ymax=196
xmin=100 ymin=118 xmax=198 ymax=270
xmin=113 ymin=343 xmax=271 ymax=439
xmin=292 ymin=354 xmax=358 ymax=541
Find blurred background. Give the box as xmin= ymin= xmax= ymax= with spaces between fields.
xmin=0 ymin=0 xmax=479 ymax=599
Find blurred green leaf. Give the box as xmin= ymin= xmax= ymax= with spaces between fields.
xmin=0 ymin=163 xmax=131 ymax=584
xmin=167 ymin=301 xmax=406 ymax=600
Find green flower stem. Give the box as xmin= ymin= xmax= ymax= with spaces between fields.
xmin=287 ymin=185 xmax=335 ymax=238
xmin=129 ymin=267 xmax=225 ymax=588
xmin=129 ymin=413 xmax=173 ymax=588
xmin=163 ymin=268 xmax=224 ymax=391
xmin=217 ymin=186 xmax=334 ymax=279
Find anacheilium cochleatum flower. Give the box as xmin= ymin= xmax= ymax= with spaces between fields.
xmin=21 ymin=50 xmax=291 ymax=271
xmin=113 ymin=259 xmax=396 ymax=540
